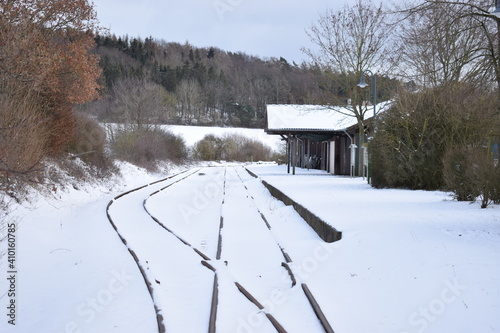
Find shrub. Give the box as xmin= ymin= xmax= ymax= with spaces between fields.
xmin=442 ymin=146 xmax=481 ymax=202
xmin=443 ymin=146 xmax=500 ymax=208
xmin=192 ymin=134 xmax=225 ymax=161
xmin=371 ymin=83 xmax=496 ymax=191
xmin=66 ymin=113 xmax=113 ymax=172
xmin=491 ymin=161 xmax=500 ymax=205
xmin=223 ymin=134 xmax=273 ymax=161
xmin=370 ymin=94 xmax=447 ymax=190
xmin=192 ymin=133 xmax=273 ymax=162
xmin=0 ymin=89 xmax=48 ymax=191
xmin=112 ymin=128 xmax=187 ymax=171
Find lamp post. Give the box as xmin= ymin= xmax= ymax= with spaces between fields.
xmin=358 ymin=70 xmax=377 ymax=183
xmin=357 ymin=70 xmax=377 ymax=126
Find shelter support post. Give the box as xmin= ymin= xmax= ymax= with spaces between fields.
xmin=329 ymin=141 xmax=336 ymax=174
xmin=286 ymin=136 xmax=291 ymax=174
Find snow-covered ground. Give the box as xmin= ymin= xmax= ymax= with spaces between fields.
xmin=0 ymin=161 xmax=172 ymax=333
xmin=247 ymin=164 xmax=500 ymax=333
xmin=165 ymin=125 xmax=283 ymax=152
xmin=1 ymin=161 xmax=499 ymax=333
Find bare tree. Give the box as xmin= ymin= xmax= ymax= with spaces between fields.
xmin=176 ymin=79 xmax=204 ymax=124
xmin=395 ymin=0 xmax=494 ymax=88
xmin=161 ymin=90 xmax=178 ymax=123
xmin=111 ymin=78 xmax=167 ymax=132
xmin=303 ymin=0 xmax=398 ymax=176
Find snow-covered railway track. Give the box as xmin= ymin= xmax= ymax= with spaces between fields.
xmin=142 ymin=166 xmax=289 ymax=332
xmin=234 ymin=167 xmax=335 ymax=333
xmin=106 ymin=169 xmax=198 ymax=333
xmin=107 ymin=166 xmax=335 ymax=332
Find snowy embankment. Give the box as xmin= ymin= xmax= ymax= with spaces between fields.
xmin=247 ymin=164 xmax=500 ymax=333
xmin=0 ymin=162 xmax=186 ymax=333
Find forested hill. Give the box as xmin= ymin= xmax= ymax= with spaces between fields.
xmin=86 ymin=35 xmax=334 ymax=128
xmin=87 ymin=35 xmax=397 ymax=128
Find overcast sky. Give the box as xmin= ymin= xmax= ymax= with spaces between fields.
xmin=92 ymin=0 xmax=360 ymax=64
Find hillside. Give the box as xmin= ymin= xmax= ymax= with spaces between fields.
xmin=86 ymin=35 xmax=397 ymax=128
xmin=86 ymin=35 xmax=326 ymax=128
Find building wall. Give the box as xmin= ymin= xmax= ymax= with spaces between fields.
xmin=282 ymin=132 xmax=359 ymax=176
xmin=293 ymin=137 xmax=353 ymax=176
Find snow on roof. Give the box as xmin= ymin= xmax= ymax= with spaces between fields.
xmin=266 ymin=104 xmax=358 ymax=132
xmin=266 ymin=101 xmax=393 ymax=132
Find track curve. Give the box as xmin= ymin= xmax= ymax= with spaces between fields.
xmin=107 ymin=166 xmax=336 ymax=332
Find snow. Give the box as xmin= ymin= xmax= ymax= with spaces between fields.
xmin=109 ymin=169 xmax=214 ymax=333
xmin=266 ymin=101 xmax=394 ymax=132
xmin=165 ymin=125 xmax=284 ymax=152
xmin=1 ymin=157 xmax=499 ymax=333
xmin=104 ymin=123 xmax=283 ymax=152
xmin=247 ymin=164 xmax=500 ymax=333
xmin=0 ymin=161 xmax=164 ymax=333
xmin=267 ymin=104 xmax=357 ymax=131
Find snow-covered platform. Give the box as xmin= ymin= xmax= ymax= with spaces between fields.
xmin=247 ymin=163 xmax=500 ymax=333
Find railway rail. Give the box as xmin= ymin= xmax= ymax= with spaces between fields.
xmin=106 ymin=166 xmax=335 ymax=333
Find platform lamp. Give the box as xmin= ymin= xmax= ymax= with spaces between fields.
xmin=357 ymin=70 xmax=377 ymax=183
xmin=357 ymin=70 xmax=377 ymax=127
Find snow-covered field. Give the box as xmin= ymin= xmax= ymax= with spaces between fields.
xmin=0 ymin=161 xmax=499 ymax=333
xmin=165 ymin=125 xmax=283 ymax=152
xmin=104 ymin=124 xmax=284 ymax=152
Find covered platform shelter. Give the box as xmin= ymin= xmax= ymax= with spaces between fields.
xmin=266 ymin=104 xmax=362 ymax=176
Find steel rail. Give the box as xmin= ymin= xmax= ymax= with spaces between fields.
xmin=239 ymin=167 xmax=336 ymax=333
xmin=105 ymin=169 xmax=193 ymax=333
xmin=142 ymin=167 xmax=288 ymax=333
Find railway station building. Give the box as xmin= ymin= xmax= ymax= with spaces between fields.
xmin=265 ymin=104 xmax=372 ymax=176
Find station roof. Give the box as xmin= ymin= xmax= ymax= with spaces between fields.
xmin=266 ymin=104 xmax=357 ymax=134
xmin=266 ymin=102 xmax=392 ymax=134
